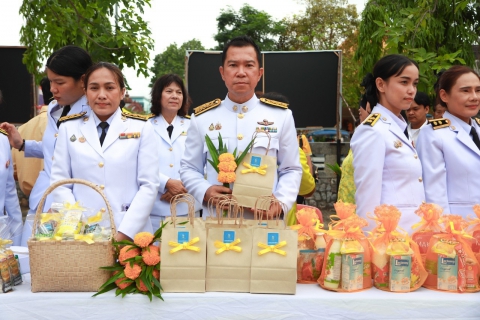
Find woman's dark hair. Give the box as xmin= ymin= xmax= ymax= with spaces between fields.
xmin=361 ymin=54 xmax=419 ymax=107
xmin=150 ymin=74 xmax=188 ymax=117
xmin=436 ymin=65 xmax=480 ymax=108
xmin=46 ymin=46 xmax=93 ymax=80
xmin=83 ymin=62 xmax=126 ymax=90
xmin=221 ymin=35 xmax=262 ymax=68
xmin=40 ymin=77 xmax=53 ymax=104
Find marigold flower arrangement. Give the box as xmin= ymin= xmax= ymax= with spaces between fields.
xmin=205 ymin=133 xmax=255 ymax=187
xmin=93 ymin=224 xmax=167 ymax=301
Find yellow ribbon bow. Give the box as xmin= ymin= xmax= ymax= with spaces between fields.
xmin=214 ymin=239 xmax=242 ymax=254
xmin=87 ymin=210 xmax=105 ymax=224
xmin=169 ymin=237 xmax=201 ymax=254
xmin=241 ymin=162 xmax=268 ymax=175
xmin=257 ymin=240 xmax=287 ymax=256
xmin=40 ymin=213 xmax=60 ymax=224
xmin=0 ymin=238 xmax=13 ymax=247
xmin=64 ymin=201 xmax=85 ymax=210
xmin=74 ymin=233 xmax=95 ymax=244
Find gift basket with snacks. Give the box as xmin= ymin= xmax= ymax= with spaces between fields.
xmin=411 ymin=203 xmax=444 ymax=264
xmin=28 ymin=179 xmax=115 ymax=292
xmin=424 ymin=214 xmax=480 ymax=293
xmin=0 ymin=238 xmax=22 ymax=293
xmin=370 ymin=205 xmax=427 ymax=293
xmin=469 ymin=204 xmax=480 ymax=264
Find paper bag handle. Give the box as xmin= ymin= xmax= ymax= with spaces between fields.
xmin=249 ymin=131 xmax=271 ymax=156
xmin=170 ymin=193 xmax=196 ymax=228
xmin=253 ymin=195 xmax=288 ymax=229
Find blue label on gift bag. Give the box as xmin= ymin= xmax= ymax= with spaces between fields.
xmin=250 ymin=156 xmax=262 ymax=167
xmin=178 ymin=231 xmax=189 ymax=243
xmin=267 ymin=232 xmax=279 ymax=245
xmin=223 ymin=230 xmax=235 ymax=244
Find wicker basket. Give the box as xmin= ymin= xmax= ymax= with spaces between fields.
xmin=27 ymin=179 xmax=116 ymax=292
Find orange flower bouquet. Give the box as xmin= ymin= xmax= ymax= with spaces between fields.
xmin=93 ymin=224 xmax=166 ymax=300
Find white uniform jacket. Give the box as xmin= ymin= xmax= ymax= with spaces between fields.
xmin=50 ymin=109 xmax=160 ymax=239
xmin=0 ymin=133 xmax=22 ymax=245
xmin=180 ymin=95 xmax=302 ymax=213
xmin=351 ymin=104 xmax=425 ymax=233
xmin=26 ymin=96 xmax=90 ymax=213
xmin=150 ymin=115 xmax=201 ymax=223
xmin=416 ymin=111 xmax=480 ymax=217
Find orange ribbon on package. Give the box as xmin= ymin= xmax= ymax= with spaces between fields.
xmin=241 ymin=162 xmax=268 ymax=175
xmin=411 ymin=203 xmax=443 ymax=232
xmin=214 ymin=239 xmax=242 ymax=254
xmin=258 ymin=241 xmax=287 ymax=256
xmin=327 ymin=222 xmax=366 ymax=254
xmin=291 ymin=208 xmax=324 ymax=240
xmin=169 ymin=237 xmax=201 ymax=254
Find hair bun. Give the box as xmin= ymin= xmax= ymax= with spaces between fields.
xmin=434 ymin=69 xmax=446 ymax=91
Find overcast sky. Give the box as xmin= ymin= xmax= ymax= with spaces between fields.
xmin=1 ymin=0 xmax=366 ymax=97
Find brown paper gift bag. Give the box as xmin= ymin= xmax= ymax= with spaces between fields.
xmin=243 ymin=196 xmax=286 ymax=229
xmin=206 ymin=200 xmax=253 ymax=292
xmin=232 ymin=132 xmax=276 ymax=210
xmin=160 ymin=194 xmax=207 ymax=292
xmin=249 ymin=199 xmax=297 ymax=294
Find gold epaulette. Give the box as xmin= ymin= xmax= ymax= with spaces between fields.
xmin=194 ymin=98 xmax=221 ymax=116
xmin=363 ymin=113 xmax=380 ymax=126
xmin=184 ymin=114 xmax=191 ymax=119
xmin=58 ymin=111 xmax=87 ymax=124
xmin=121 ymin=107 xmax=131 ymax=114
xmin=259 ymin=97 xmax=288 ymax=109
xmin=474 ymin=118 xmax=480 ymax=126
xmin=145 ymin=113 xmax=155 ymax=120
xmin=0 ymin=128 xmax=7 ymax=136
xmin=123 ymin=112 xmax=150 ymax=121
xmin=429 ymin=118 xmax=450 ymax=130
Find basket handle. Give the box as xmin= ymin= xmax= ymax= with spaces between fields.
xmin=31 ymin=178 xmax=117 ymax=238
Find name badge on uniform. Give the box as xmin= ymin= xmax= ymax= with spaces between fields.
xmin=119 ymin=132 xmax=141 ymax=139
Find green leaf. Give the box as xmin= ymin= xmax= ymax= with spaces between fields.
xmin=205 ymin=134 xmax=219 ymax=167
xmin=326 ymin=163 xmax=342 ymax=178
xmin=92 ymin=282 xmax=117 ymax=297
xmin=207 ymin=159 xmax=220 ymax=173
xmin=235 ymin=138 xmax=256 ymax=166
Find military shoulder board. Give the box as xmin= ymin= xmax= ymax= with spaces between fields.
xmin=123 ymin=112 xmax=151 ymax=121
xmin=58 ymin=111 xmax=87 ymax=124
xmin=259 ymin=97 xmax=288 ymax=109
xmin=0 ymin=128 xmax=7 ymax=136
xmin=474 ymin=118 xmax=480 ymax=126
xmin=194 ymin=98 xmax=221 ymax=116
xmin=184 ymin=114 xmax=191 ymax=119
xmin=363 ymin=113 xmax=380 ymax=126
xmin=429 ymin=118 xmax=450 ymax=130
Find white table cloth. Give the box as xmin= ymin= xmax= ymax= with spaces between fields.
xmin=1 ymin=274 xmax=478 ymax=320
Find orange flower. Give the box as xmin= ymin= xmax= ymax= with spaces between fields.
xmin=118 ymin=245 xmax=141 ymax=265
xmin=134 ymin=232 xmax=154 ymax=248
xmin=218 ymin=171 xmax=236 ymax=183
xmin=219 ymin=153 xmax=235 ymax=162
xmin=113 ymin=271 xmax=132 ymax=290
xmin=152 ymin=269 xmax=160 ymax=280
xmin=124 ymin=263 xmax=142 ymax=280
xmin=136 ymin=279 xmax=149 ymax=292
xmin=142 ymin=245 xmax=160 ymax=266
xmin=218 ymin=161 xmax=237 ymax=172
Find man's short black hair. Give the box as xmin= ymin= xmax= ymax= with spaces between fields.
xmin=221 ymin=35 xmax=262 ymax=67
xmin=414 ymin=91 xmax=430 ymax=108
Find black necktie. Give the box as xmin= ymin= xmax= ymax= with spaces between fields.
xmin=99 ymin=122 xmax=109 ymax=146
xmin=404 ymin=127 xmax=409 ymax=139
xmin=470 ymin=127 xmax=480 ymax=150
xmin=57 ymin=105 xmax=71 ymax=128
xmin=167 ymin=124 xmax=173 ymax=138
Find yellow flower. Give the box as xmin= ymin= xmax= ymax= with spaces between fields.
xmin=142 ymin=245 xmax=160 ymax=266
xmin=218 ymin=161 xmax=237 ymax=172
xmin=118 ymin=245 xmax=141 ymax=265
xmin=219 ymin=153 xmax=235 ymax=162
xmin=124 ymin=263 xmax=142 ymax=280
xmin=218 ymin=171 xmax=236 ymax=183
xmin=133 ymin=232 xmax=154 ymax=248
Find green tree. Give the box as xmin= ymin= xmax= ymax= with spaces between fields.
xmin=355 ymin=0 xmax=479 ymax=95
xmin=19 ymin=0 xmax=153 ymax=81
xmin=214 ymin=4 xmax=286 ymax=50
xmin=149 ymin=39 xmax=205 ymax=87
xmin=281 ymin=0 xmax=359 ymax=50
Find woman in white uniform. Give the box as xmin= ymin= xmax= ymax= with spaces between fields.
xmin=416 ymin=66 xmax=480 ymax=218
xmin=149 ymin=74 xmax=200 ymax=230
xmin=0 ymin=120 xmax=22 ymax=245
xmin=50 ymin=62 xmax=160 ymax=241
xmin=351 ymin=54 xmax=425 ymax=232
